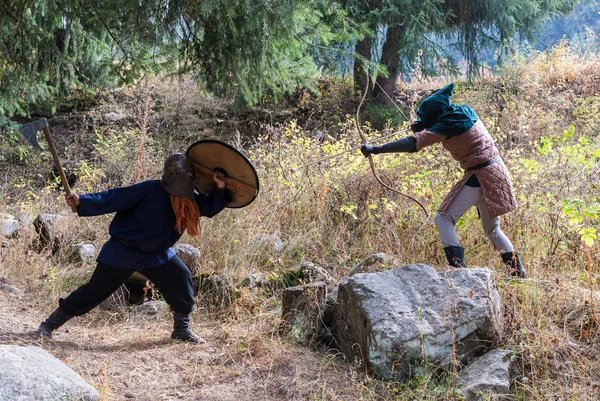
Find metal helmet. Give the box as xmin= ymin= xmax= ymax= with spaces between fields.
xmin=161 ymin=153 xmax=196 ymax=200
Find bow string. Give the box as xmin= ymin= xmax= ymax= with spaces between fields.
xmin=355 ymin=72 xmax=429 ymax=218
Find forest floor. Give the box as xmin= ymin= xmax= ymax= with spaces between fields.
xmin=0 ymin=288 xmax=359 ymax=401
xmin=0 ymin=80 xmax=366 ymax=401
xmin=2 ymin=60 xmax=600 ymax=400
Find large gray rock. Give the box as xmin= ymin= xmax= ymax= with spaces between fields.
xmin=0 ymin=345 xmax=100 ymax=401
xmin=33 ymin=213 xmax=66 ymax=249
xmin=194 ymin=273 xmax=236 ymax=307
xmin=172 ymin=243 xmax=201 ymax=274
xmin=458 ymin=349 xmax=521 ymax=401
xmin=280 ymin=281 xmax=327 ymax=340
xmin=332 ymin=264 xmax=501 ymax=381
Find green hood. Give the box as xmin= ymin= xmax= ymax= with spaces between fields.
xmin=415 ymin=83 xmax=478 ymax=137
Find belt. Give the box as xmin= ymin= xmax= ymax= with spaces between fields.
xmin=465 ymin=155 xmax=500 ymax=172
xmin=112 ymin=236 xmax=134 ymax=247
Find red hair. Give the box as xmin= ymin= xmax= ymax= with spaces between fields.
xmin=170 ymin=195 xmax=201 ymax=236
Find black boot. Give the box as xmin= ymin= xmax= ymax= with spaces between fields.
xmin=171 ymin=312 xmax=205 ymax=344
xmin=36 ymin=307 xmax=73 ymax=339
xmin=501 ymin=252 xmax=526 ymax=278
xmin=443 ymin=246 xmax=466 ymax=267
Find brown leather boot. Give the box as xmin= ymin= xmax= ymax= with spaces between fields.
xmin=171 ymin=312 xmax=205 ymax=344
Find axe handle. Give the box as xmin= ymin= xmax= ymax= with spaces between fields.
xmin=42 ymin=126 xmax=77 ymax=213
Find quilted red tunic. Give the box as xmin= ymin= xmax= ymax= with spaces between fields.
xmin=414 ymin=120 xmax=517 ymax=218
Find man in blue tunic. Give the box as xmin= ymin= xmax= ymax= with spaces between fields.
xmin=36 ymin=153 xmax=231 ymax=343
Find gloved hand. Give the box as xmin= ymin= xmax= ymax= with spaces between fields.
xmin=410 ymin=121 xmax=425 ymax=133
xmin=360 ymin=144 xmax=375 ymax=157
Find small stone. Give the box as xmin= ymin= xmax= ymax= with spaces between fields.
xmin=103 ymin=112 xmax=126 ymax=122
xmin=0 ymin=282 xmax=24 ymax=295
xmin=129 ymin=301 xmax=168 ymax=321
xmin=300 ymin=262 xmax=333 ymax=284
xmin=252 ymin=234 xmax=284 ymax=252
xmin=70 ymin=243 xmax=97 ymax=264
xmin=0 ymin=214 xmax=19 ymax=239
xmin=237 ymin=273 xmax=270 ymax=289
xmin=278 ymin=385 xmax=293 ymax=395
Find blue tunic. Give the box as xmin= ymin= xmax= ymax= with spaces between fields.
xmin=77 ymin=180 xmax=231 ymax=270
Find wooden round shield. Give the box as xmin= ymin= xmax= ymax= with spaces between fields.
xmin=186 ymin=139 xmax=259 ymax=208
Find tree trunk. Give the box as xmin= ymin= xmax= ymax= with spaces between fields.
xmin=353 ymin=37 xmax=372 ymax=97
xmin=373 ymin=25 xmax=404 ymax=106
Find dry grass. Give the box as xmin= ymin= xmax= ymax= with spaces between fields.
xmin=1 ymin=41 xmax=600 ymax=400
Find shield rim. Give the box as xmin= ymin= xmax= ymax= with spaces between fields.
xmin=186 ymin=139 xmax=260 ymax=209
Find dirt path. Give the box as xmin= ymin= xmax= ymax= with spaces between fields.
xmin=0 ymin=290 xmax=356 ymax=401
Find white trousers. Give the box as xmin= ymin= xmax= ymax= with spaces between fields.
xmin=434 ymin=185 xmax=514 ymax=253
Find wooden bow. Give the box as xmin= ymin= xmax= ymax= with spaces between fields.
xmin=355 ymin=73 xmax=429 ymax=218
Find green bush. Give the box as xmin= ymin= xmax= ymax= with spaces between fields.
xmin=361 ymin=101 xmax=408 ymax=130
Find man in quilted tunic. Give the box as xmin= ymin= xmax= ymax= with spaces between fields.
xmin=35 ymin=153 xmax=231 ymax=343
xmin=361 ymin=83 xmax=526 ymax=278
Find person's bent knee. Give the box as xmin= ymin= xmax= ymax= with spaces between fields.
xmin=482 ymin=216 xmax=500 ymax=236
xmin=168 ymin=257 xmax=192 ymax=277
xmin=434 ymin=211 xmax=453 ymax=229
xmin=484 ymin=223 xmax=506 ymax=244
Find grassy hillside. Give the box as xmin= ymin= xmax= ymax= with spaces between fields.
xmin=1 ymin=41 xmax=599 ymax=400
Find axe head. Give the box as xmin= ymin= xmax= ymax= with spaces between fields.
xmin=19 ymin=118 xmax=49 ymax=149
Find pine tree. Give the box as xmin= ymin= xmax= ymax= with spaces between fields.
xmin=345 ymin=0 xmax=580 ymax=105
xmin=0 ymin=1 xmax=117 ymax=118
xmin=0 ymin=0 xmax=354 ymax=120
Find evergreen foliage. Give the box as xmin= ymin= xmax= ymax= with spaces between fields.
xmin=181 ymin=0 xmax=352 ymax=105
xmin=344 ymin=0 xmax=579 ymax=104
xmin=448 ymin=0 xmax=579 ymax=73
xmin=0 ymin=0 xmax=356 ymax=120
xmin=0 ymin=1 xmax=129 ymax=120
xmin=0 ymin=0 xmax=591 ymax=117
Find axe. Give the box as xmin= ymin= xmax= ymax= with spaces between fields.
xmin=19 ymin=118 xmax=77 ymax=212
